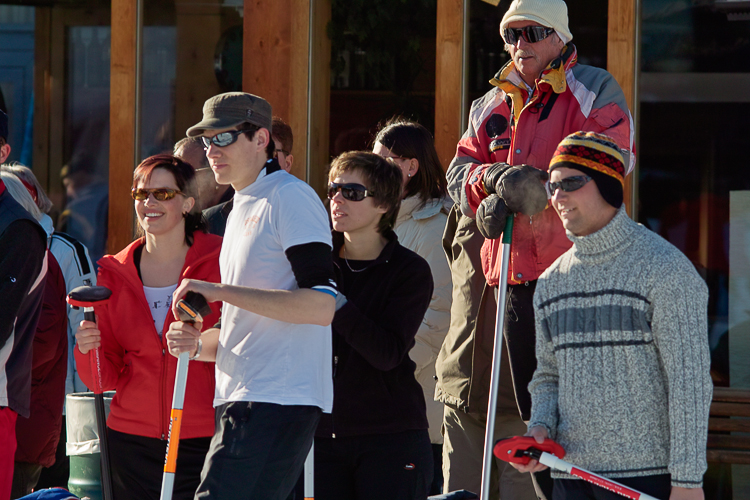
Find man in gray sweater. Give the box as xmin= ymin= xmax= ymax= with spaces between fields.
xmin=513 ymin=131 xmax=712 ymax=500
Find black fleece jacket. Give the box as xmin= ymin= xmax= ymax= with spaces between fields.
xmin=316 ymin=231 xmax=434 ymax=438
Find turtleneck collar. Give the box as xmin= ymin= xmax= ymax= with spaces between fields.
xmin=567 ymin=204 xmax=637 ymax=260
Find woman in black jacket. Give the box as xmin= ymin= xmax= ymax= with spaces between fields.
xmin=315 ymin=151 xmax=434 ymax=500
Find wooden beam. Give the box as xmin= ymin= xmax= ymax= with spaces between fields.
xmin=306 ymin=0 xmax=331 ymax=194
xmin=242 ymin=0 xmax=329 ymax=191
xmin=243 ymin=0 xmax=293 ymax=131
xmin=32 ymin=7 xmax=51 ymax=195
xmin=108 ymin=0 xmax=137 ymax=254
xmin=289 ymin=0 xmax=311 ymax=181
xmin=607 ymin=0 xmax=638 ymax=217
xmin=48 ymin=7 xmax=66 ymax=213
xmin=434 ymin=0 xmax=465 ymax=171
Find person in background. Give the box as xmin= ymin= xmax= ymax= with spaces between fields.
xmin=315 ymin=151 xmax=433 ymax=500
xmin=438 ymin=0 xmax=635 ymax=497
xmin=73 ymin=155 xmax=222 ymax=500
xmin=1 ymin=164 xmax=97 ymax=491
xmin=0 ymin=172 xmax=47 ymax=500
xmin=201 ymin=115 xmax=295 ymax=237
xmin=0 ymin=173 xmax=68 ymax=499
xmin=271 ymin=116 xmax=294 ymax=173
xmin=372 ymin=118 xmax=451 ymax=495
xmin=57 ymin=154 xmax=108 ymax=266
xmin=174 ymin=137 xmax=233 ymax=212
xmin=516 ymin=132 xmax=711 ymax=500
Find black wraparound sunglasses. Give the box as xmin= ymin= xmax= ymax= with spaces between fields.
xmin=327 ymin=182 xmax=376 ymax=202
xmin=503 ymin=26 xmax=555 ymax=45
xmin=201 ymin=129 xmax=245 ymax=148
xmin=545 ymin=175 xmax=592 ymax=196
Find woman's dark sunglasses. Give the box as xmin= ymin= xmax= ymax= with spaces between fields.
xmin=327 ymin=182 xmax=376 ymax=202
xmin=545 ymin=175 xmax=592 ymax=196
xmin=503 ymin=26 xmax=555 ymax=45
xmin=200 ymin=129 xmax=245 ymax=148
xmin=131 ymin=188 xmax=185 ymax=201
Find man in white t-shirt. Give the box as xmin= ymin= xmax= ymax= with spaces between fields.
xmin=168 ymin=92 xmax=337 ymax=500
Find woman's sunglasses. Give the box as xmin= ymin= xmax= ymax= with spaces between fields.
xmin=502 ymin=26 xmax=555 ymax=45
xmin=545 ymin=175 xmax=592 ymax=196
xmin=200 ymin=129 xmax=245 ymax=148
xmin=327 ymin=182 xmax=376 ymax=202
xmin=131 ymin=188 xmax=185 ymax=201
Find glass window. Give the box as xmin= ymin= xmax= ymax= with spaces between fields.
xmin=328 ymin=0 xmax=437 ymax=156
xmin=640 ymin=3 xmax=750 ymax=496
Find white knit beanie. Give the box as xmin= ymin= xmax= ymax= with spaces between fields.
xmin=500 ymin=0 xmax=573 ymax=44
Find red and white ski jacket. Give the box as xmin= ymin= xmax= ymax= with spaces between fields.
xmin=446 ymin=44 xmax=635 ymax=286
xmin=74 ymin=231 xmax=222 ymax=439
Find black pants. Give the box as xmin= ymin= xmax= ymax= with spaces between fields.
xmin=552 ymin=474 xmax=672 ymax=500
xmin=196 ymin=402 xmax=321 ymax=500
xmin=315 ymin=429 xmax=433 ymax=500
xmin=108 ymin=428 xmax=211 ymax=500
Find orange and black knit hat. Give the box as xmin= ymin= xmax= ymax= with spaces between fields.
xmin=549 ymin=131 xmax=625 ymax=208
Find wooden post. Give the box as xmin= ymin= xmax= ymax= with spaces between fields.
xmin=32 ymin=7 xmax=51 ymax=194
xmin=243 ymin=0 xmax=293 ymax=122
xmin=306 ymin=0 xmax=331 ymax=194
xmin=434 ymin=0 xmax=465 ymax=171
xmin=243 ymin=0 xmax=330 ymax=191
xmin=108 ymin=0 xmax=138 ymax=254
xmin=607 ymin=0 xmax=639 ymax=217
xmin=289 ymin=0 xmax=311 ymax=181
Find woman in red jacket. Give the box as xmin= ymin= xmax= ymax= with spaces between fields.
xmin=74 ymin=154 xmax=222 ymax=500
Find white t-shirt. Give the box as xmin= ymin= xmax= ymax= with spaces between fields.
xmin=216 ymin=169 xmax=334 ymax=412
xmin=143 ymin=284 xmax=178 ymax=337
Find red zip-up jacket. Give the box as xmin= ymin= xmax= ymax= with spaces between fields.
xmin=446 ymin=44 xmax=635 ymax=286
xmin=74 ymin=231 xmax=222 ymax=439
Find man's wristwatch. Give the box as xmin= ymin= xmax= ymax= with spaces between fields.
xmin=190 ymin=338 xmax=203 ymax=361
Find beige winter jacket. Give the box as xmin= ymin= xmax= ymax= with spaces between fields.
xmin=394 ymin=195 xmax=452 ymax=444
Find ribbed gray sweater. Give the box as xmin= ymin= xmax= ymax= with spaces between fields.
xmin=529 ymin=205 xmax=712 ymax=488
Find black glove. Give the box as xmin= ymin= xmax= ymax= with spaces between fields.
xmin=482 ymin=162 xmax=513 ymax=195
xmin=476 ymin=194 xmax=509 ymax=240
xmin=497 ymin=165 xmax=548 ymax=216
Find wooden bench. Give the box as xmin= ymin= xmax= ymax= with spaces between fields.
xmin=707 ymin=387 xmax=750 ymax=464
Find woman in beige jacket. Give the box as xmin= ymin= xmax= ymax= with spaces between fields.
xmin=373 ymin=118 xmax=452 ymax=495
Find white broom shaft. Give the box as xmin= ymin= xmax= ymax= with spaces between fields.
xmin=479 ymin=239 xmax=512 ymax=500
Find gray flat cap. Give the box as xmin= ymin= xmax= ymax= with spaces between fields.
xmin=186 ymin=92 xmax=272 ymax=137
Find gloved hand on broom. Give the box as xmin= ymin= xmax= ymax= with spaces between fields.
xmin=476 ymin=163 xmax=549 ymax=239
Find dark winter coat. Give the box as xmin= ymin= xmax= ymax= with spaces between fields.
xmin=0 ymin=180 xmax=47 ymax=418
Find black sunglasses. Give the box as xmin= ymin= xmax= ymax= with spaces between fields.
xmin=201 ymin=129 xmax=246 ymax=148
xmin=503 ymin=26 xmax=556 ymax=45
xmin=327 ymin=182 xmax=376 ymax=202
xmin=546 ymin=175 xmax=593 ymax=196
xmin=131 ymin=188 xmax=185 ymax=201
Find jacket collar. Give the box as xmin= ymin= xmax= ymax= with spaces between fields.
xmin=97 ymin=231 xmax=221 ymax=287
xmin=490 ymin=43 xmax=578 ymax=121
xmin=332 ymin=229 xmax=399 ymax=267
xmin=396 ymin=196 xmax=447 ymax=226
